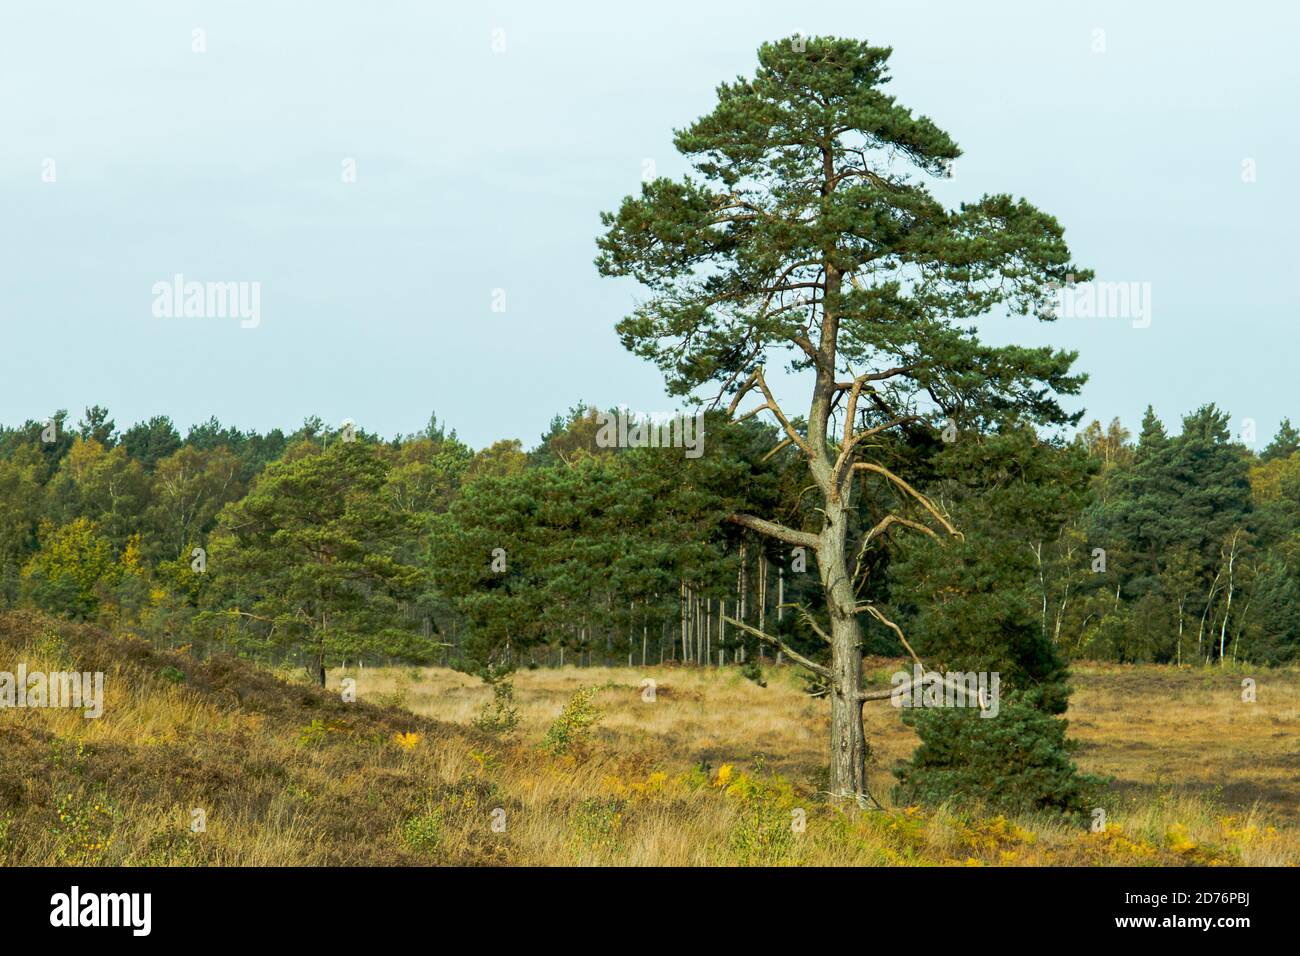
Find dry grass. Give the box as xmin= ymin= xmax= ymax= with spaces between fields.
xmin=348 ymin=660 xmax=1300 ymax=810
xmin=336 ymin=658 xmax=1300 ymax=865
xmin=2 ymin=611 xmax=1296 ymax=866
xmin=1066 ymin=663 xmax=1300 ymax=822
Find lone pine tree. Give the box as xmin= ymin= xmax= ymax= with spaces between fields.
xmin=597 ymin=36 xmax=1089 ymax=800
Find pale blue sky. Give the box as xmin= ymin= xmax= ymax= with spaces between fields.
xmin=2 ymin=1 xmax=1297 ymax=449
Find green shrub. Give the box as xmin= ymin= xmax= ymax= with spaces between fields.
xmin=540 ymin=686 xmax=601 ymax=757
xmin=50 ymin=791 xmax=116 ymax=865
xmin=892 ymin=697 xmax=1104 ymax=818
xmin=135 ymin=828 xmax=202 ymax=866
xmin=726 ymin=775 xmax=796 ymax=865
xmin=400 ymin=808 xmax=444 ymax=855
xmin=569 ymin=798 xmax=625 ymax=857
xmin=472 ymin=680 xmax=520 ymax=738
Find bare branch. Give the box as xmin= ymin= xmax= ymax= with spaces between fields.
xmin=723 ymin=615 xmax=831 ymax=678
xmin=726 ymin=370 xmax=761 ymax=417
xmin=832 ymin=365 xmax=919 ymax=393
xmin=761 ymin=437 xmax=794 ymax=462
xmin=861 ymin=671 xmax=996 ymax=711
xmin=832 ymin=415 xmax=924 ymax=492
xmin=863 ymin=513 xmax=938 ymax=548
xmin=727 ymin=513 xmax=820 ymax=550
xmin=777 ymin=603 xmax=831 ymax=644
xmin=851 ymin=513 xmax=938 ymax=586
xmin=849 ymin=462 xmax=962 ymax=539
xmin=861 ymin=683 xmax=905 ymax=702
xmin=854 ymin=603 xmax=924 ymax=669
xmin=730 ymin=368 xmax=816 ymax=460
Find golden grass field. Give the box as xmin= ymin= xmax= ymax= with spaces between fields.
xmin=346 ymin=659 xmax=1300 ymax=824
xmin=2 ymin=611 xmax=1297 ymax=866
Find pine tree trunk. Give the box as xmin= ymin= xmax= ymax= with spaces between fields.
xmin=820 ymin=501 xmax=867 ymax=797
xmin=316 ymin=616 xmax=328 ymax=688
xmin=828 ymin=623 xmax=867 ymax=797
xmin=719 ymin=599 xmax=726 ymax=666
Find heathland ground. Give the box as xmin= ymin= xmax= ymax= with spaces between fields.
xmin=2 ymin=611 xmax=1296 ymax=866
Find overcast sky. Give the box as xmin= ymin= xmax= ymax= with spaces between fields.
xmin=2 ymin=0 xmax=1297 ymax=449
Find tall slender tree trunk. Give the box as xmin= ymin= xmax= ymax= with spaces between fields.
xmin=814 ymin=255 xmax=869 ymax=799
xmin=696 ymin=593 xmax=704 ymax=664
xmin=737 ymin=547 xmax=747 ymax=664
xmin=680 ymin=580 xmax=688 ymax=663
xmin=705 ymin=598 xmax=711 ymax=663
xmin=1219 ymin=532 xmax=1239 ymax=665
xmin=776 ymin=566 xmax=784 ymax=665
xmin=1176 ymin=597 xmax=1185 ymax=666
xmin=316 ymin=613 xmax=328 ymax=688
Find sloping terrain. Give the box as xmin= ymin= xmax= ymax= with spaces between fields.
xmin=2 ymin=611 xmax=1296 ymax=866
xmin=0 ymin=611 xmax=502 ymax=865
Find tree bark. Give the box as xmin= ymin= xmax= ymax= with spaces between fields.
xmin=828 ymin=624 xmax=867 ymax=797
xmin=820 ymin=493 xmax=868 ymax=797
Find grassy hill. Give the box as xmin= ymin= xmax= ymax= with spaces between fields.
xmin=2 ymin=611 xmax=1296 ymax=866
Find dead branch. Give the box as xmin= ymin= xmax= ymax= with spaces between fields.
xmin=729 ymin=368 xmax=815 ymax=460
xmin=777 ymin=603 xmax=831 ymax=644
xmin=854 ymin=602 xmax=924 ymax=670
xmin=851 ymin=513 xmax=938 ymax=586
xmin=761 ymin=437 xmax=794 ymax=462
xmin=832 ymin=415 xmax=924 ymax=491
xmin=727 ymin=513 xmax=820 ymax=550
xmin=723 ymin=615 xmax=831 ymax=679
xmin=849 ymin=462 xmax=962 ymax=539
xmin=726 ymin=370 xmax=761 ymax=417
xmin=861 ymin=671 xmax=996 ymax=710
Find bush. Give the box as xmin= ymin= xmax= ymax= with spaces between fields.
xmin=540 ymin=686 xmax=601 ymax=757
xmin=569 ymin=798 xmax=625 ymax=857
xmin=400 ymin=808 xmax=444 ymax=855
xmin=399 ymin=778 xmax=510 ymax=864
xmin=50 ymin=791 xmax=116 ymax=865
xmin=135 ymin=828 xmax=203 ymax=866
xmin=472 ymin=680 xmax=520 ymax=738
xmin=892 ymin=697 xmax=1103 ymax=818
xmin=723 ymin=770 xmax=797 ymax=865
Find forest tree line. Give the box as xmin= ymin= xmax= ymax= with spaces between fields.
xmin=1 ymin=400 xmax=1297 ymax=681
